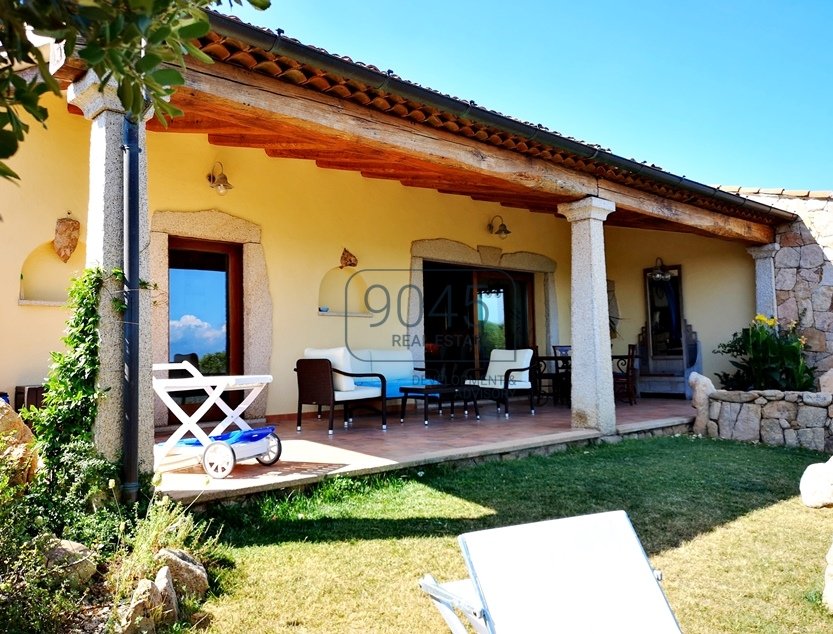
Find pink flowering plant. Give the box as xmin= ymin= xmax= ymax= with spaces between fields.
xmin=714 ymin=314 xmax=815 ymax=391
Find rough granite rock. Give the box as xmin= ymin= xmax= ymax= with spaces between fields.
xmin=800 ymin=461 xmax=833 ymax=507
xmin=733 ymin=404 xmax=761 ymax=441
xmin=688 ymin=372 xmax=715 ymax=435
xmin=803 ymin=392 xmax=833 ymax=407
xmin=821 ymin=369 xmax=833 ymax=394
xmin=45 ymin=538 xmax=97 ymax=587
xmin=120 ymin=579 xmax=161 ymax=634
xmin=0 ymin=400 xmax=38 ymax=484
xmin=711 ymin=390 xmax=758 ymax=404
xmin=762 ymin=400 xmax=798 ymax=420
xmin=784 ymin=428 xmax=799 ymax=447
xmin=757 ymin=390 xmax=785 ymax=400
xmin=154 ymin=566 xmax=179 ymax=626
xmin=798 ymin=428 xmax=825 ymax=452
xmin=717 ymin=402 xmax=741 ymax=439
xmin=706 ymin=420 xmax=719 ymax=438
xmin=760 ymin=419 xmax=785 ymax=446
xmin=709 ymin=400 xmax=721 ymax=421
xmin=154 ymin=548 xmax=208 ymax=598
xmin=798 ymin=405 xmax=828 ymax=428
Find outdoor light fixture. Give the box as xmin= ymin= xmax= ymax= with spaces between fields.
xmin=207 ymin=161 xmax=233 ymax=195
xmin=487 ymin=215 xmax=511 ymax=239
xmin=647 ymin=257 xmax=672 ymax=282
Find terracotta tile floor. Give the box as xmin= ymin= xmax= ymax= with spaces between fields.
xmin=156 ymin=398 xmax=693 ymax=503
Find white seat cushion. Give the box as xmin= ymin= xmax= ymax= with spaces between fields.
xmin=334 ymin=385 xmax=381 ymax=401
xmin=304 ymin=346 xmax=354 ymax=391
xmin=347 ymin=348 xmax=373 ymax=375
xmin=478 ymin=349 xmax=534 ymax=386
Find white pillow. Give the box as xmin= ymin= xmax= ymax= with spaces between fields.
xmin=304 ymin=347 xmax=354 ymax=391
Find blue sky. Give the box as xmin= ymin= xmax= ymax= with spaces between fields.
xmin=223 ymin=0 xmax=833 ymax=189
xmin=169 ymin=269 xmax=227 ymax=358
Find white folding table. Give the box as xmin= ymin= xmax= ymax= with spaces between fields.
xmin=152 ymin=361 xmax=276 ymax=477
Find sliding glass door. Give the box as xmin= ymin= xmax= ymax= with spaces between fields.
xmin=423 ymin=261 xmax=534 ymax=384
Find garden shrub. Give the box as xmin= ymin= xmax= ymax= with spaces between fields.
xmin=0 ymin=437 xmax=79 ymax=633
xmin=715 ymin=314 xmax=815 ymax=391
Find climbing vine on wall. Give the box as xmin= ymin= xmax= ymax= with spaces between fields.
xmin=23 ymin=267 xmax=105 ymax=469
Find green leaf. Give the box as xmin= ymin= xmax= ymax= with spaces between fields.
xmin=117 ymin=80 xmax=133 ymax=112
xmin=135 ymin=53 xmax=162 ymax=74
xmin=147 ymin=25 xmax=172 ymax=45
xmin=182 ymin=41 xmax=213 ymax=64
xmin=150 ymin=68 xmax=184 ymax=87
xmin=177 ymin=19 xmax=211 ymax=41
xmin=79 ymin=44 xmax=106 ymax=65
xmin=0 ymin=160 xmax=20 ymax=181
xmin=246 ymin=0 xmax=272 ymax=9
xmin=0 ymin=130 xmax=19 ymax=159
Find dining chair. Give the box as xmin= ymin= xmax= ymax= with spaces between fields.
xmin=613 ymin=344 xmax=638 ymax=405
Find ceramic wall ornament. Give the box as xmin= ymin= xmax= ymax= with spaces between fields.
xmin=53 ymin=214 xmax=80 ymax=262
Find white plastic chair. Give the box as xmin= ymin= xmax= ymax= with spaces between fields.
xmin=420 ymin=510 xmax=681 ymax=633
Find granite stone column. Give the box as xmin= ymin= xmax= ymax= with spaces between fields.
xmin=746 ymin=243 xmax=780 ymax=318
xmin=68 ymin=73 xmax=154 ymax=470
xmin=558 ymin=197 xmax=616 ymax=435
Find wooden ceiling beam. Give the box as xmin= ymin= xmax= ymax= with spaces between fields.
xmin=598 ymin=179 xmax=774 ymax=244
xmin=177 ymin=61 xmax=597 ymax=198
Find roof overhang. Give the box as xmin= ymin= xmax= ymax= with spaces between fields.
xmin=53 ymin=11 xmax=796 ymax=244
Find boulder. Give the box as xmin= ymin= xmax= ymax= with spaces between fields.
xmin=733 ymin=404 xmax=761 ymax=441
xmin=762 ymin=400 xmax=797 ymax=420
xmin=120 ymin=579 xmax=161 ymax=634
xmin=712 ymin=390 xmax=758 ymax=403
xmin=760 ymin=419 xmax=784 ymax=446
xmin=154 ymin=548 xmax=208 ymax=598
xmin=154 ymin=566 xmax=179 ymax=626
xmin=689 ymin=372 xmax=715 ymax=435
xmin=800 ymin=461 xmax=833 ymax=507
xmin=0 ymin=400 xmax=38 ymax=484
xmin=797 ymin=405 xmax=828 ymax=429
xmin=820 ymin=369 xmax=833 ymax=394
xmin=44 ymin=538 xmax=96 ymax=587
xmin=803 ymin=392 xmax=833 ymax=407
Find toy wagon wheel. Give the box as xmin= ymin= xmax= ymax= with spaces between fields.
xmin=256 ymin=433 xmax=282 ymax=465
xmin=202 ymin=441 xmax=236 ymax=479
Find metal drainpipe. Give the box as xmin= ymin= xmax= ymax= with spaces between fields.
xmin=121 ymin=115 xmax=140 ymax=505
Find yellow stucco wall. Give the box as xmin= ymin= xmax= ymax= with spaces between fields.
xmin=0 ymin=93 xmax=756 ymax=413
xmin=0 ymin=94 xmax=90 ymax=398
xmin=605 ymin=226 xmax=756 ymax=379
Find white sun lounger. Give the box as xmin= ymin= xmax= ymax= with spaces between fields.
xmin=421 ymin=510 xmax=681 ymax=633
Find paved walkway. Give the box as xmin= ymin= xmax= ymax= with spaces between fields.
xmin=156 ymin=398 xmax=693 ymax=503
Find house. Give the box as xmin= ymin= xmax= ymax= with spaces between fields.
xmin=2 ymin=12 xmax=815 ymax=472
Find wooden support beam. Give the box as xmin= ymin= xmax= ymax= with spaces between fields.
xmin=598 ymin=180 xmax=774 ymax=244
xmin=178 ymin=62 xmax=597 ymax=198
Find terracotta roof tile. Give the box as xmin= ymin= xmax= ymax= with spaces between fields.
xmin=715 ymin=186 xmax=833 ymax=201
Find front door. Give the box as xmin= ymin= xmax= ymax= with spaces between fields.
xmin=168 ymin=237 xmax=243 ymax=421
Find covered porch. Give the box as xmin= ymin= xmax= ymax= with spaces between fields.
xmin=156 ymin=398 xmax=692 ymax=503
xmin=44 ymin=11 xmax=795 ymax=482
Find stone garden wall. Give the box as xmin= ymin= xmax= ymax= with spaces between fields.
xmin=705 ymin=389 xmax=833 ymax=453
xmin=739 ymin=191 xmax=833 ymax=376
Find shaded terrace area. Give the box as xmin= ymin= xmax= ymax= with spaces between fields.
xmin=156 ymin=398 xmax=692 ymax=503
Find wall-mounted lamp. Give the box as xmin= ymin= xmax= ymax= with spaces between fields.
xmin=207 ymin=161 xmax=233 ymax=195
xmin=647 ymin=257 xmax=672 ymax=282
xmin=487 ymin=214 xmax=511 ymax=239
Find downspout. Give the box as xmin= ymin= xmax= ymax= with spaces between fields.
xmin=207 ymin=12 xmax=796 ymax=224
xmin=121 ymin=115 xmax=140 ymax=505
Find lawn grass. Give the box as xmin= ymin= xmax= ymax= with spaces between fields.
xmin=200 ymin=436 xmax=833 ymax=633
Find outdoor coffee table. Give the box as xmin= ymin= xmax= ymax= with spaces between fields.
xmin=399 ymin=384 xmax=480 ymax=425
